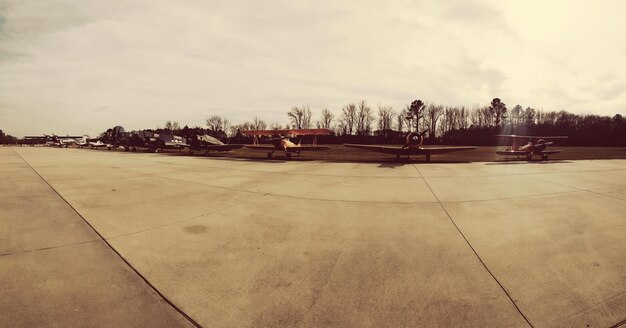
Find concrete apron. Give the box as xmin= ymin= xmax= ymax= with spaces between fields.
xmin=3 ymin=147 xmax=625 ymax=328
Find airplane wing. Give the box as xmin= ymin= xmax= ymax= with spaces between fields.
xmin=540 ymin=150 xmax=562 ymax=155
xmin=496 ymin=150 xmax=529 ymax=155
xmin=420 ymin=146 xmax=478 ymax=154
xmin=245 ymin=145 xmax=275 ymax=150
xmin=343 ymin=144 xmax=412 ymax=155
xmin=241 ymin=129 xmax=333 ymax=136
xmin=495 ymin=134 xmax=568 ymax=139
xmin=205 ymin=144 xmax=244 ymax=151
xmin=285 ymin=146 xmax=329 ymax=152
xmin=344 ymin=144 xmax=476 ymax=155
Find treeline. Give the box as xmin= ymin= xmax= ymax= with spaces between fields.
xmin=110 ymin=98 xmax=626 ymax=146
xmin=0 ymin=130 xmax=18 ymax=144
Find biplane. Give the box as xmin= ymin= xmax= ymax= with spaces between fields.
xmin=344 ymin=130 xmax=477 ymax=161
xmin=241 ymin=128 xmax=332 ymax=159
xmin=187 ymin=134 xmax=244 ymax=155
xmin=495 ymin=134 xmax=568 ymax=160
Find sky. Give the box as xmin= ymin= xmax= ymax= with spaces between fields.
xmin=1 ymin=0 xmax=625 ymax=137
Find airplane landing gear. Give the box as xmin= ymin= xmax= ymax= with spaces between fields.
xmin=542 ymin=154 xmax=549 ymax=161
xmin=267 ymin=152 xmax=273 ymax=159
xmin=204 ymin=150 xmax=210 ymax=156
xmin=426 ymin=154 xmax=431 ymax=162
xmin=526 ymin=154 xmax=533 ymax=161
xmin=286 ymin=152 xmax=292 ymax=160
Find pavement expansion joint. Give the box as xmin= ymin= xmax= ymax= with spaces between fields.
xmin=412 ymin=163 xmax=535 ymax=328
xmin=10 ymin=149 xmax=203 ymax=328
xmin=527 ymin=174 xmax=626 ymax=202
xmin=95 ymin=162 xmax=440 ymax=204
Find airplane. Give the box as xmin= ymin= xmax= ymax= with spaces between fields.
xmin=495 ymin=134 xmax=568 ymax=161
xmin=53 ymin=137 xmax=77 ymax=148
xmin=187 ymin=134 xmax=244 ymax=156
xmin=88 ymin=139 xmax=112 ymax=149
xmin=36 ymin=134 xmax=84 ymax=147
xmin=123 ymin=130 xmax=188 ymax=152
xmin=108 ymin=126 xmax=127 ymax=150
xmin=344 ymin=130 xmax=478 ymax=161
xmin=241 ymin=128 xmax=332 ymax=159
xmin=75 ymin=136 xmax=90 ymax=148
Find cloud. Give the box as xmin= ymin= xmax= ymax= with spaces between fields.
xmin=0 ymin=0 xmax=625 ymax=137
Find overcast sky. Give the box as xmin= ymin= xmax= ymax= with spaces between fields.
xmin=1 ymin=0 xmax=625 ymax=137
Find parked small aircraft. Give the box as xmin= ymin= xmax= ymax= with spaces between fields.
xmin=75 ymin=136 xmax=90 ymax=148
xmin=344 ymin=130 xmax=477 ymax=161
xmin=88 ymin=140 xmax=111 ymax=149
xmin=496 ymin=134 xmax=568 ymax=160
xmin=122 ymin=130 xmax=188 ymax=152
xmin=242 ymin=129 xmax=332 ymax=159
xmin=187 ymin=134 xmax=244 ymax=155
xmin=42 ymin=134 xmax=84 ymax=147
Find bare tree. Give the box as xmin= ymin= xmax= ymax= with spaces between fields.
xmin=269 ymin=122 xmax=283 ymax=130
xmin=302 ymin=106 xmax=313 ymax=129
xmin=459 ymin=106 xmax=468 ymax=130
xmin=511 ymin=104 xmax=522 ymax=127
xmin=238 ymin=121 xmax=251 ymax=131
xmin=524 ymin=107 xmax=536 ymax=126
xmin=206 ymin=115 xmax=221 ymax=132
xmin=377 ymin=105 xmax=395 ymax=137
xmin=164 ymin=121 xmax=180 ymax=131
xmin=287 ymin=106 xmax=313 ymax=129
xmin=340 ymin=103 xmax=357 ymax=135
xmin=317 ymin=108 xmax=335 ymax=130
xmin=205 ymin=115 xmax=230 ymax=138
xmin=356 ymin=100 xmax=375 ymax=135
xmin=397 ymin=107 xmax=407 ymax=132
xmin=425 ymin=104 xmax=443 ymax=138
xmin=439 ymin=106 xmax=459 ymax=136
xmin=481 ymin=106 xmax=494 ymax=127
xmin=228 ymin=125 xmax=239 ymax=137
xmin=252 ymin=117 xmax=267 ymax=130
xmin=287 ymin=106 xmax=304 ymax=129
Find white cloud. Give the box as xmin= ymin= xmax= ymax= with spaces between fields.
xmin=0 ymin=0 xmax=624 ymax=137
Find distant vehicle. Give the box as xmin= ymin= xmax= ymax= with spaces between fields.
xmin=242 ymin=129 xmax=332 ymax=159
xmin=344 ymin=130 xmax=477 ymax=161
xmin=187 ymin=134 xmax=244 ymax=156
xmin=496 ymin=134 xmax=568 ymax=161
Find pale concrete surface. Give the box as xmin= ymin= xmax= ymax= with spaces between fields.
xmin=4 ymin=147 xmax=626 ymax=327
xmin=0 ymin=149 xmax=195 ymax=327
